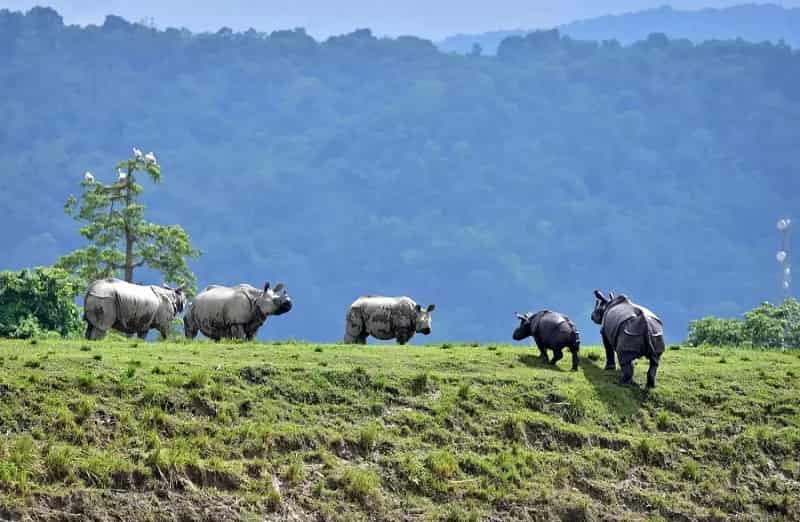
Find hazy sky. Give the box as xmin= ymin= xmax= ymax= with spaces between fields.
xmin=2 ymin=1 xmax=799 ymax=39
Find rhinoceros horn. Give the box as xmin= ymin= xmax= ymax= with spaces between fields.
xmin=263 ymin=281 xmax=270 ymax=292
xmin=594 ymin=289 xmax=607 ymax=302
xmin=515 ymin=312 xmax=526 ymax=321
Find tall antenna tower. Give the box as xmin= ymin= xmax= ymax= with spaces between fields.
xmin=777 ymin=218 xmax=792 ymax=301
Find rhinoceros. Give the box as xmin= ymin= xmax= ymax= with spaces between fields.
xmin=344 ymin=296 xmax=435 ymax=345
xmin=183 ymin=282 xmax=292 ymax=341
xmin=513 ymin=310 xmax=581 ymax=371
xmin=83 ymin=278 xmax=186 ymax=340
xmin=591 ymin=290 xmax=665 ymax=388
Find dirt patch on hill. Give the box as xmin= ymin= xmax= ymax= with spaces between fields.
xmin=2 ymin=489 xmax=310 ymax=522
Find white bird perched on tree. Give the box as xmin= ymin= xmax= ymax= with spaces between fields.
xmin=145 ymin=152 xmax=157 ymax=164
xmin=84 ymin=172 xmax=95 ymax=183
xmin=133 ymin=148 xmax=143 ymax=159
xmin=118 ymin=169 xmax=127 ymax=182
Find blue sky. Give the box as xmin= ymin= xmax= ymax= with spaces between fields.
xmin=2 ymin=1 xmax=799 ymax=38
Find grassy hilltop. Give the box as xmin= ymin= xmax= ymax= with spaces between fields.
xmin=0 ymin=339 xmax=798 ymax=521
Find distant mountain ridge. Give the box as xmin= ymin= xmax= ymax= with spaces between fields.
xmin=438 ymin=4 xmax=800 ymax=54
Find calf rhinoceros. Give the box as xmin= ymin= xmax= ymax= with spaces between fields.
xmin=513 ymin=310 xmax=581 ymax=371
xmin=344 ymin=296 xmax=435 ymax=345
xmin=83 ymin=278 xmax=185 ymax=340
xmin=591 ymin=290 xmax=665 ymax=388
xmin=183 ymin=282 xmax=292 ymax=341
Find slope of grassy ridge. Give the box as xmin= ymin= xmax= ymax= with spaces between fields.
xmin=0 ymin=340 xmax=798 ymax=521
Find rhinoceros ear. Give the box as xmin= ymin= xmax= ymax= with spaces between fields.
xmin=415 ymin=304 xmax=422 ymax=312
xmin=273 ymin=283 xmax=285 ymax=293
xmin=593 ymin=290 xmax=606 ymax=302
xmin=263 ymin=281 xmax=270 ymax=292
xmin=427 ymin=304 xmax=436 ymax=312
xmin=608 ymin=291 xmax=615 ymax=300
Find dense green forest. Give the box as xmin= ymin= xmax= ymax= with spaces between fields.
xmin=0 ymin=7 xmax=797 ymax=343
xmin=439 ymin=4 xmax=800 ymax=55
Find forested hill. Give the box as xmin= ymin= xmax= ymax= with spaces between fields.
xmin=439 ymin=4 xmax=800 ymax=55
xmin=1 ymin=7 xmax=798 ymax=343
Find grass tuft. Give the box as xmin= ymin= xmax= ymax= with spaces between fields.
xmin=339 ymin=467 xmax=381 ymax=505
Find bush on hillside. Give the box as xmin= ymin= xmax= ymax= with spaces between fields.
xmin=0 ymin=267 xmax=83 ymax=339
xmin=687 ymin=317 xmax=746 ymax=347
xmin=688 ymin=299 xmax=800 ymax=349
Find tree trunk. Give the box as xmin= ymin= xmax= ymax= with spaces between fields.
xmin=124 ymin=234 xmax=134 ymax=282
xmin=123 ymin=174 xmax=134 ymax=282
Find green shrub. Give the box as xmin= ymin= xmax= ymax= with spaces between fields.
xmin=744 ymin=300 xmax=800 ymax=348
xmin=688 ymin=299 xmax=800 ymax=349
xmin=0 ymin=267 xmax=83 ymax=339
xmin=688 ymin=317 xmax=746 ymax=347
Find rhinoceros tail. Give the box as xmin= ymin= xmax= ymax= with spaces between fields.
xmin=637 ymin=308 xmax=656 ymax=358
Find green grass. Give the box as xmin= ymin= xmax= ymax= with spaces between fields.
xmin=0 ymin=340 xmax=798 ymax=520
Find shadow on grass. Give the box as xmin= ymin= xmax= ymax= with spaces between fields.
xmin=580 ymin=357 xmax=649 ymax=418
xmin=517 ymin=354 xmax=567 ymax=372
xmin=517 ymin=349 xmax=649 ymax=417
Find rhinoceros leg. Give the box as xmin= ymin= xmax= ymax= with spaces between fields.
xmin=619 ymin=362 xmax=635 ymax=385
xmin=229 ymin=324 xmax=247 ymax=340
xmin=158 ymin=327 xmax=172 ymax=341
xmin=602 ymin=331 xmax=616 ymax=370
xmin=569 ymin=340 xmax=580 ymax=371
xmin=550 ymin=348 xmax=563 ymax=366
xmin=532 ymin=334 xmax=549 ymax=363
xmin=646 ymin=356 xmax=660 ymax=388
xmin=184 ymin=317 xmax=198 ymax=340
xmin=86 ymin=325 xmax=106 ymax=341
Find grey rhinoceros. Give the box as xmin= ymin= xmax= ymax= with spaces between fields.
xmin=513 ymin=310 xmax=581 ymax=371
xmin=591 ymin=290 xmax=665 ymax=388
xmin=183 ymin=282 xmax=292 ymax=341
xmin=344 ymin=296 xmax=435 ymax=345
xmin=83 ymin=278 xmax=186 ymax=340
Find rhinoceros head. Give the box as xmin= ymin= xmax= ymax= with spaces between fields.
xmin=256 ymin=281 xmax=293 ymax=317
xmin=163 ymin=284 xmax=186 ymax=314
xmin=591 ymin=290 xmax=614 ymax=324
xmin=413 ymin=303 xmax=435 ymax=335
xmin=512 ymin=312 xmax=534 ymax=340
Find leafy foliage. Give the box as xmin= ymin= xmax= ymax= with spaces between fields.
xmin=0 ymin=8 xmax=798 ymax=342
xmin=687 ymin=317 xmax=746 ymax=347
xmin=689 ymin=299 xmax=800 ymax=348
xmin=55 ymin=152 xmax=200 ymax=294
xmin=0 ymin=267 xmax=83 ymax=338
xmin=744 ymin=300 xmax=800 ymax=349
